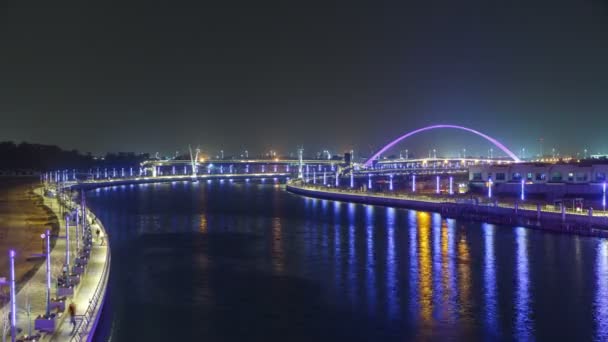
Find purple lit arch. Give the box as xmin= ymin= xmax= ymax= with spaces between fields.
xmin=363 ymin=124 xmax=521 ymax=167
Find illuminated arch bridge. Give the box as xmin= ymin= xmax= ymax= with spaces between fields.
xmin=363 ymin=124 xmax=521 ymax=167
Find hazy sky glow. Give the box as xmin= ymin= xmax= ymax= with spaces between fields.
xmin=1 ymin=1 xmax=607 ymax=158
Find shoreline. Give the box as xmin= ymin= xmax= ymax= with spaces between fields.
xmin=0 ymin=179 xmax=111 ymax=341
xmin=286 ymin=181 xmax=608 ymax=238
xmin=0 ymin=178 xmax=59 ymax=303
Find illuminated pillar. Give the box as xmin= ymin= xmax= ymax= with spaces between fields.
xmin=436 ymin=176 xmax=440 ymax=194
xmin=172 ymin=166 xmax=176 ymax=175
xmin=113 ymin=168 xmax=116 ymax=177
xmin=72 ymin=169 xmax=76 ymax=180
xmin=274 ymin=165 xmax=277 ymax=173
xmin=488 ymin=178 xmax=493 ymax=198
xmin=603 ymin=182 xmax=606 ymax=212
xmin=9 ymin=249 xmax=16 ymax=342
xmin=521 ymin=179 xmax=525 ymax=201
xmin=184 ymin=165 xmax=188 ymax=175
xmin=313 ymin=170 xmax=316 ymax=184
xmin=44 ymin=229 xmax=51 ymax=316
xmin=220 ymin=166 xmax=224 ymax=174
xmin=246 ymin=165 xmax=249 ymax=173
xmin=350 ymin=172 xmax=354 ymax=188
xmin=335 ymin=171 xmax=339 ymax=187
xmin=412 ymin=174 xmax=416 ymax=192
xmin=262 ymin=165 xmax=265 ymax=173
xmin=298 ymin=149 xmax=303 ymax=179
xmin=81 ymin=190 xmax=86 ymax=241
xmin=121 ymin=168 xmax=124 ymax=177
xmin=75 ymin=210 xmax=80 ymax=252
xmin=389 ymin=174 xmax=394 ymax=191
xmin=323 ymin=172 xmax=327 ymax=185
xmin=65 ymin=215 xmax=70 ymax=272
xmin=130 ymin=167 xmax=133 ymax=177
xmin=104 ymin=168 xmax=108 ymax=178
xmin=286 ymin=165 xmax=290 ymax=173
xmin=368 ymin=174 xmax=372 ymax=189
xmin=449 ymin=176 xmax=454 ymax=195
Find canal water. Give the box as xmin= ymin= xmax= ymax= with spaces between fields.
xmin=87 ymin=181 xmax=608 ymax=341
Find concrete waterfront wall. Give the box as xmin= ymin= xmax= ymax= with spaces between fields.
xmin=287 ymin=183 xmax=608 ymax=238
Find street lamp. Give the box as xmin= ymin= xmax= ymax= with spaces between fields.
xmin=411 ymin=174 xmax=416 ymax=192
xmin=449 ymin=176 xmax=453 ymax=195
xmin=603 ymin=182 xmax=606 ymax=212
xmin=42 ymin=230 xmax=51 ymax=316
xmin=436 ymin=176 xmax=440 ymax=194
xmin=9 ymin=250 xmax=16 ymax=342
xmin=488 ymin=178 xmax=493 ymax=198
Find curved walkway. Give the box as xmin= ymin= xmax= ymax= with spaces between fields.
xmin=1 ymin=187 xmax=110 ymax=342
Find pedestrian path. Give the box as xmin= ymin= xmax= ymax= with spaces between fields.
xmin=1 ymin=187 xmax=110 ymax=341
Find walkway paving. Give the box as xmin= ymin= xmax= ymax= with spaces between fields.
xmin=1 ymin=187 xmax=109 ymax=341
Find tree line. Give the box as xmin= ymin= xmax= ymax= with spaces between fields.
xmin=0 ymin=141 xmax=151 ymax=171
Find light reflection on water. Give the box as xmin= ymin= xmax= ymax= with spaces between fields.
xmin=596 ymin=241 xmax=608 ymax=341
xmin=88 ymin=183 xmax=608 ymax=341
xmin=483 ymin=223 xmax=499 ymax=337
xmin=515 ymin=227 xmax=534 ymax=341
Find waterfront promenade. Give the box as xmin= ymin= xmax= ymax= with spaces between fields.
xmin=287 ymin=180 xmax=608 ymax=236
xmin=1 ymin=187 xmax=109 ymax=341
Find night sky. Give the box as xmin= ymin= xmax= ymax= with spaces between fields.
xmin=1 ymin=1 xmax=607 ymax=158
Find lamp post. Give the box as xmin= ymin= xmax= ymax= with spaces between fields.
xmin=9 ymin=250 xmax=16 ymax=342
xmin=488 ymin=178 xmax=493 ymax=199
xmin=603 ymin=182 xmax=606 ymax=213
xmin=412 ymin=174 xmax=416 ymax=192
xmin=42 ymin=230 xmax=51 ymax=317
xmin=436 ymin=176 xmax=440 ymax=194
xmin=65 ymin=215 xmax=70 ymax=282
xmin=449 ymin=176 xmax=454 ymax=195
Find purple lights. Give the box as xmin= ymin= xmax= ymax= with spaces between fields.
xmin=363 ymin=124 xmax=521 ymax=167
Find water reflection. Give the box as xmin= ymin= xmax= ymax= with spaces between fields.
xmin=199 ymin=214 xmax=208 ymax=233
xmin=443 ymin=219 xmax=456 ymax=326
xmin=408 ymin=210 xmax=419 ymax=320
xmin=386 ymin=207 xmax=397 ymax=320
xmin=87 ymin=183 xmax=607 ymax=341
xmin=483 ymin=223 xmax=498 ymax=337
xmin=417 ymin=212 xmax=433 ymax=332
xmin=457 ymin=226 xmax=472 ymax=334
xmin=366 ymin=205 xmax=376 ymax=312
xmin=271 ymin=217 xmax=284 ymax=273
xmin=596 ymin=240 xmax=608 ymax=340
xmin=515 ymin=227 xmax=534 ymax=341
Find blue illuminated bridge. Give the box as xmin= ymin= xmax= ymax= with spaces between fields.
xmin=46 ymin=124 xmax=520 ymax=184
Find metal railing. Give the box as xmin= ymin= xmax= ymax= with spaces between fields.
xmin=288 ymin=180 xmax=608 ymax=222
xmin=69 ymin=208 xmax=112 ymax=342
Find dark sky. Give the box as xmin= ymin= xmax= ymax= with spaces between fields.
xmin=1 ymin=0 xmax=607 ymax=158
